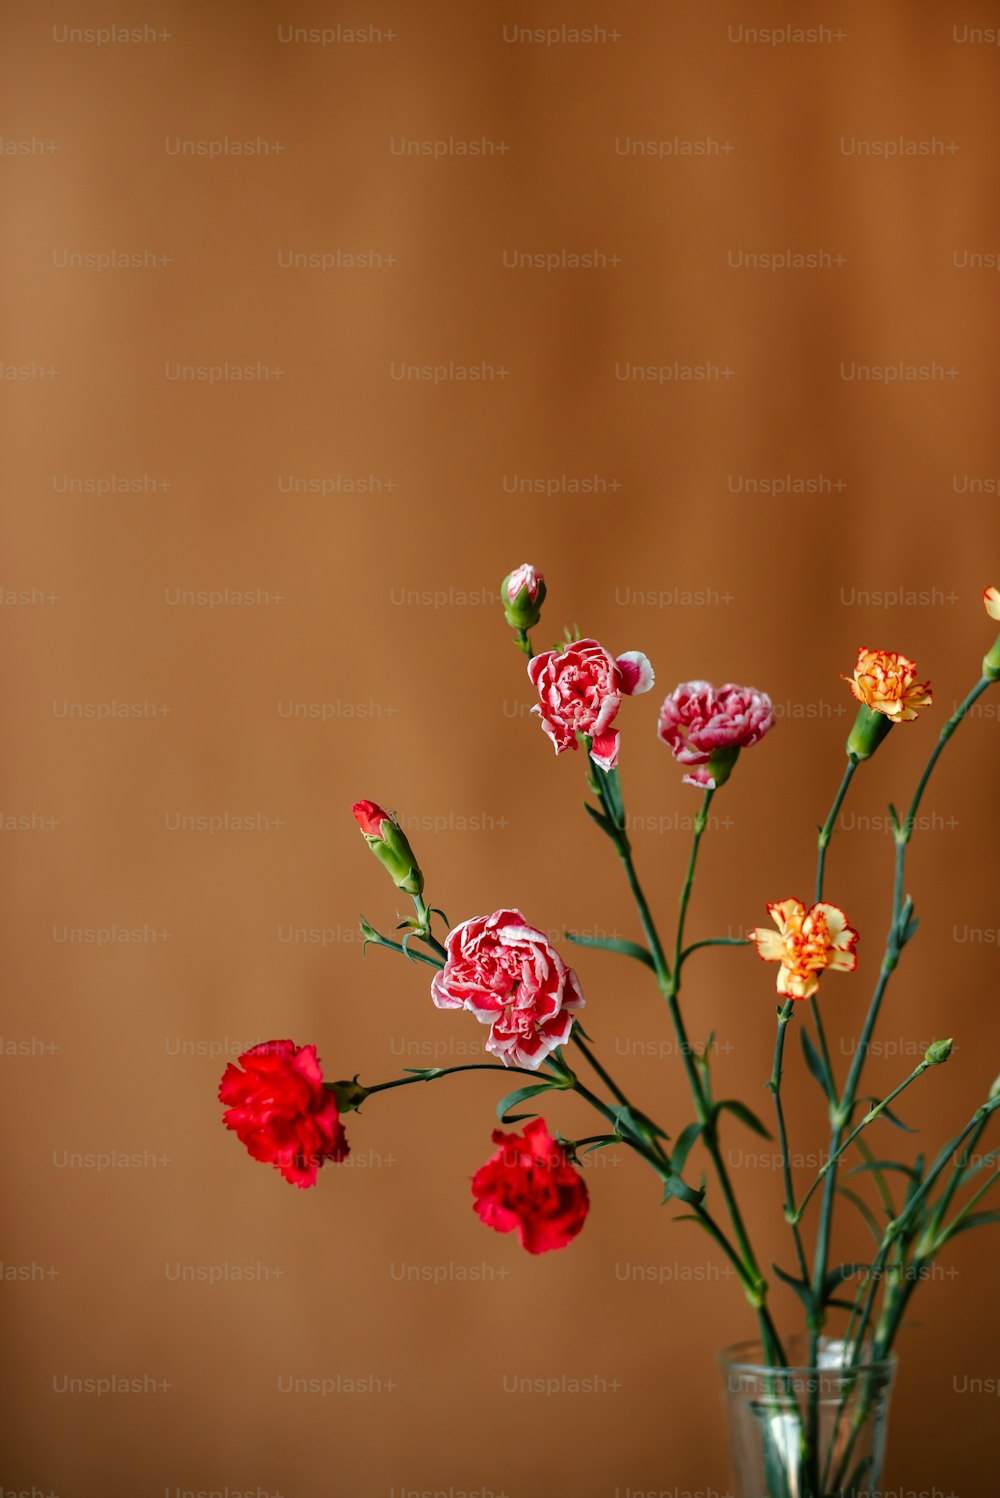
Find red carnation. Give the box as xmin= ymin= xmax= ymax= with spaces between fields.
xmin=219 ymin=1040 xmax=348 ymax=1188
xmin=471 ymin=1118 xmax=589 ymax=1254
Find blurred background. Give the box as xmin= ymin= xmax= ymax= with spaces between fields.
xmin=1 ymin=1 xmax=998 ymax=1494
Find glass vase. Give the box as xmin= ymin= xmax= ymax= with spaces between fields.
xmin=719 ymin=1336 xmax=896 ymax=1498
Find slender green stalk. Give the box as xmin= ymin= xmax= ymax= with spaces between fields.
xmin=362 ymin=926 xmax=444 ymax=969
xmin=768 ymin=1002 xmax=811 ymax=1286
xmin=563 ymin=1034 xmax=777 ymax=1334
xmin=673 ymin=787 xmax=716 ymax=974
xmin=571 ymin=1030 xmax=631 ymax=1109
xmin=815 ymin=758 xmax=858 ymax=903
xmin=678 ymin=937 xmax=749 ymax=962
xmin=813 ymin=674 xmax=990 ymax=1355
xmin=942 ymin=1163 xmax=1000 ymax=1238
xmin=615 ymin=834 xmax=674 ymax=985
xmin=849 ymin=1103 xmax=997 ymax=1365
xmin=353 ymin=1063 xmax=546 ymax=1096
xmin=794 ymin=1058 xmax=936 ymax=1224
xmin=925 ymin=1115 xmax=991 ymax=1241
xmin=903 ymin=675 xmax=992 ymax=833
xmin=802 ymin=750 xmax=863 ymax=1490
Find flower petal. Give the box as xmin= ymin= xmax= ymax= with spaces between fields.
xmin=616 ymin=651 xmax=655 ymax=696
xmin=590 ymin=729 xmax=620 ymax=772
xmin=751 ymin=927 xmax=786 ymax=963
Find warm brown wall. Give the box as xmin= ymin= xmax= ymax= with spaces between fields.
xmin=2 ymin=3 xmax=998 ymax=1495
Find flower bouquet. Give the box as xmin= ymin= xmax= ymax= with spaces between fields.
xmin=220 ymin=568 xmax=1000 ymax=1498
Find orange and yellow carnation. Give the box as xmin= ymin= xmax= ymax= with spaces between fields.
xmin=843 ymin=648 xmax=932 ymax=723
xmin=750 ymin=898 xmax=858 ymax=1002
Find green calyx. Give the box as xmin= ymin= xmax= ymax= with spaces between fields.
xmin=983 ymin=634 xmax=1000 ymax=682
xmin=501 ymin=572 xmax=546 ymax=631
xmin=365 ymin=816 xmax=424 ymax=897
xmin=846 ymin=703 xmax=894 ymax=762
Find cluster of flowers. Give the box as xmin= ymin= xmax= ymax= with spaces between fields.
xmin=219 ymin=569 xmax=1000 ymax=1253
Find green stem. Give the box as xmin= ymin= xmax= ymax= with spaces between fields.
xmin=615 ymin=834 xmax=673 ymax=986
xmin=352 ymin=1063 xmax=546 ymax=1096
xmin=794 ymin=1060 xmax=932 ymax=1224
xmin=849 ymin=1102 xmax=997 ymax=1365
xmin=805 ymin=752 xmax=863 ymax=1491
xmin=825 ymin=1099 xmax=999 ymax=1495
xmin=678 ymin=937 xmax=749 ymax=962
xmin=571 ymin=1030 xmax=631 ymax=1110
xmin=902 ymin=675 xmax=992 ymax=834
xmin=815 ymin=757 xmax=858 ymax=902
xmin=673 ymin=787 xmax=716 ymax=976
xmin=768 ymin=1002 xmax=812 ymax=1286
xmin=942 ymin=1163 xmax=1000 ymax=1239
xmin=925 ymin=1114 xmax=991 ymax=1242
xmin=362 ymin=927 xmax=444 ymax=969
xmin=591 ymin=771 xmax=784 ymax=1360
xmin=813 ymin=662 xmax=984 ymax=1320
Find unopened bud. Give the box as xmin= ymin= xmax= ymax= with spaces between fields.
xmin=501 ymin=563 xmax=546 ymax=631
xmin=352 ymin=800 xmax=424 ymax=897
xmin=924 ymin=1038 xmax=954 ymax=1066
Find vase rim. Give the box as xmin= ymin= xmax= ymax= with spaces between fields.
xmin=719 ymin=1335 xmax=897 ymax=1377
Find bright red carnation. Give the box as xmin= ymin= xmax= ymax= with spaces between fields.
xmin=471 ymin=1118 xmax=590 ymax=1254
xmin=219 ymin=1040 xmax=348 ymax=1188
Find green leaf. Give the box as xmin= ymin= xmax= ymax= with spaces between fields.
xmin=582 ymin=801 xmax=615 ymax=838
xmin=594 ymin=766 xmax=626 ymax=828
xmin=845 ymin=1159 xmax=921 ymax=1183
xmin=671 ymin=1213 xmax=715 ymax=1237
xmin=944 ymin=1209 xmax=1000 ymax=1239
xmin=714 ymin=1099 xmax=772 ymax=1141
xmin=823 ymin=1262 xmax=870 ymax=1302
xmin=695 ymin=1034 xmax=714 ymax=1109
xmin=662 ymin=1173 xmax=705 ymax=1208
xmin=836 ymin=1186 xmax=884 ymax=1242
xmin=495 ymin=1082 xmax=556 ymax=1124
xmin=611 ymin=1104 xmax=669 ymax=1143
xmin=801 ymin=1028 xmax=834 ymax=1100
xmin=576 ymin=1136 xmax=620 ymax=1157
xmin=900 ymin=913 xmax=920 ymax=945
xmin=854 ymin=1096 xmax=917 ymax=1134
xmin=672 ymin=1122 xmax=704 ymax=1175
xmin=771 ymin=1262 xmax=815 ymax=1312
xmin=564 ymin=931 xmax=656 ymax=970
xmin=401 ymin=1067 xmax=443 ymax=1079
xmin=902 ymin=1153 xmax=927 ymax=1209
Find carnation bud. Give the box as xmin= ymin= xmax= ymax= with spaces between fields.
xmin=990 ymin=1072 xmax=1000 ymax=1102
xmin=924 ymin=1038 xmax=954 ymax=1066
xmin=352 ymin=800 xmax=424 ymax=897
xmin=984 ymin=587 xmax=1000 ymax=681
xmin=846 ymin=703 xmax=894 ymax=762
xmin=501 ymin=563 xmax=546 ymax=632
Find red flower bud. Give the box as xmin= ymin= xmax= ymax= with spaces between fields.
xmin=352 ymin=799 xmax=389 ymax=836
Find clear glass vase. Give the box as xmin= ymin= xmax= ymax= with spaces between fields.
xmin=719 ymin=1336 xmax=896 ymax=1498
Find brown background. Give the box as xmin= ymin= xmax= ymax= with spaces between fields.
xmin=1 ymin=2 xmax=998 ymax=1495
